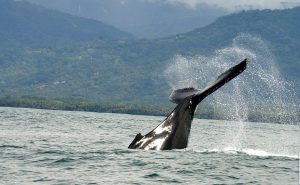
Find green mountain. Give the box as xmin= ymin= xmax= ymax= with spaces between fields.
xmin=0 ymin=0 xmax=133 ymax=48
xmin=0 ymin=5 xmax=299 ymax=107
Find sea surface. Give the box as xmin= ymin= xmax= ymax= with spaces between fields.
xmin=0 ymin=107 xmax=299 ymax=184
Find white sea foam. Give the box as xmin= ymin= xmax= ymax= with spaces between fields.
xmin=194 ymin=147 xmax=299 ymax=159
xmin=241 ymin=148 xmax=298 ymax=158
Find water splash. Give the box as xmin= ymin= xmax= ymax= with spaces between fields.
xmin=165 ymin=33 xmax=299 ymax=153
xmin=164 ymin=33 xmax=299 ymax=124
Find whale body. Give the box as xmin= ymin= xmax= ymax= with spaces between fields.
xmin=128 ymin=59 xmax=249 ymax=150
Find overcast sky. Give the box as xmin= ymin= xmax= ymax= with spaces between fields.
xmin=165 ymin=0 xmax=300 ymax=11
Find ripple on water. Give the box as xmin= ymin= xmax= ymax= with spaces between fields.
xmin=33 ymin=178 xmax=53 ymax=182
xmin=144 ymin=172 xmax=160 ymax=178
xmin=52 ymin=157 xmax=76 ymax=164
xmin=143 ymin=173 xmax=182 ymax=184
xmin=130 ymin=160 xmax=147 ymax=167
xmin=35 ymin=149 xmax=65 ymax=155
xmin=0 ymin=144 xmax=26 ymax=149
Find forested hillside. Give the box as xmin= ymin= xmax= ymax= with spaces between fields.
xmin=0 ymin=4 xmax=299 ymax=107
xmin=0 ymin=0 xmax=132 ymax=48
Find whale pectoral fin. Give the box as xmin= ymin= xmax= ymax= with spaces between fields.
xmin=134 ymin=133 xmax=143 ymax=140
xmin=128 ymin=133 xmax=144 ymax=149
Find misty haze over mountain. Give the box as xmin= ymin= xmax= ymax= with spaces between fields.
xmin=24 ymin=0 xmax=300 ymax=38
xmin=24 ymin=0 xmax=228 ymax=38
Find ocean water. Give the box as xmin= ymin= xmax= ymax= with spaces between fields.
xmin=0 ymin=107 xmax=299 ymax=184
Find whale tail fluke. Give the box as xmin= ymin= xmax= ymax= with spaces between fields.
xmin=169 ymin=87 xmax=200 ymax=104
xmin=129 ymin=59 xmax=249 ymax=150
xmin=169 ymin=58 xmax=249 ymax=105
xmin=192 ymin=58 xmax=249 ymax=104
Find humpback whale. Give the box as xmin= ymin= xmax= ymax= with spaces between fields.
xmin=128 ymin=59 xmax=249 ymax=150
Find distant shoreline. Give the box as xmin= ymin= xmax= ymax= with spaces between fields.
xmin=0 ymin=97 xmax=169 ymax=117
xmin=0 ymin=97 xmax=299 ymax=124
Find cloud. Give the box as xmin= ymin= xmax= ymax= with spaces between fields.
xmin=166 ymin=0 xmax=300 ymax=11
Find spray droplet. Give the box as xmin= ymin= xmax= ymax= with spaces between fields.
xmin=164 ymin=33 xmax=299 ymax=124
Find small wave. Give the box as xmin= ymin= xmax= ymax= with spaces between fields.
xmin=33 ymin=178 xmax=53 ymax=182
xmin=113 ymin=149 xmax=135 ymax=155
xmin=194 ymin=147 xmax=298 ymax=159
xmin=144 ymin=173 xmax=160 ymax=178
xmin=36 ymin=150 xmax=65 ymax=155
xmin=0 ymin=144 xmax=25 ymax=149
xmin=53 ymin=158 xmax=75 ymax=164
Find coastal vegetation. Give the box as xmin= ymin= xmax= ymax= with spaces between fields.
xmin=1 ymin=97 xmax=298 ymax=124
